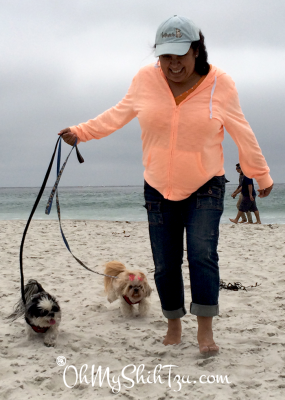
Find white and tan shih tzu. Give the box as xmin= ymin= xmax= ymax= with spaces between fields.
xmin=104 ymin=261 xmax=152 ymax=317
xmin=7 ymin=279 xmax=61 ymax=347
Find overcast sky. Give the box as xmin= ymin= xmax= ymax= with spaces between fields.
xmin=1 ymin=0 xmax=284 ymax=188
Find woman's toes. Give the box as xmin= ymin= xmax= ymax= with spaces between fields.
xmin=199 ymin=345 xmax=210 ymax=353
xmin=208 ymin=344 xmax=219 ymax=352
xmin=199 ymin=343 xmax=219 ymax=354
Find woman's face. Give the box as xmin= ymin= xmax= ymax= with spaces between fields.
xmin=159 ymin=47 xmax=198 ymax=84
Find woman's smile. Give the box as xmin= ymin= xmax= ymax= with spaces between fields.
xmin=159 ymin=48 xmax=197 ymax=84
xmin=169 ymin=67 xmax=183 ymax=74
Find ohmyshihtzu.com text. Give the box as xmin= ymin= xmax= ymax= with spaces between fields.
xmin=57 ymin=358 xmax=231 ymax=392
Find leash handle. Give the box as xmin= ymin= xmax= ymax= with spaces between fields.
xmin=75 ymin=145 xmax=84 ymax=163
xmin=45 ymin=137 xmax=76 ymax=215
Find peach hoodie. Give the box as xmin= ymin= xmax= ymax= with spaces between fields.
xmin=70 ymin=63 xmax=273 ymax=201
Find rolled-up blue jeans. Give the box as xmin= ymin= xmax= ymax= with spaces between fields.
xmin=144 ymin=176 xmax=225 ymax=319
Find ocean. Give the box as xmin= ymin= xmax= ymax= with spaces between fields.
xmin=0 ymin=184 xmax=284 ymax=224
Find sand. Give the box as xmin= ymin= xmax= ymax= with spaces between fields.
xmin=1 ymin=220 xmax=285 ymax=400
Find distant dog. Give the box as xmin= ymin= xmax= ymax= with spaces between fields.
xmin=7 ymin=279 xmax=61 ymax=347
xmin=104 ymin=261 xmax=152 ymax=317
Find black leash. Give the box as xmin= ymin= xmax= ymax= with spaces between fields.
xmin=45 ymin=137 xmax=117 ymax=279
xmin=19 ymin=137 xmax=84 ymax=305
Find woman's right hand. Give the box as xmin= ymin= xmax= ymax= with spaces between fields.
xmin=58 ymin=128 xmax=81 ymax=146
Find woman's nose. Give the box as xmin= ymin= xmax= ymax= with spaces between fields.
xmin=170 ymin=59 xmax=179 ymax=67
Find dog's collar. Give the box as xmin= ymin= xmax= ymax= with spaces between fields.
xmin=123 ymin=295 xmax=141 ymax=305
xmin=25 ymin=317 xmax=50 ymax=333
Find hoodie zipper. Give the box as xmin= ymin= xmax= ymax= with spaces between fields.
xmin=158 ymin=67 xmax=217 ymax=198
xmin=158 ymin=72 xmax=179 ymax=199
xmin=167 ymin=107 xmax=179 ymax=198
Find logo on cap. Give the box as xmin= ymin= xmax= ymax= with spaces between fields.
xmin=161 ymin=28 xmax=183 ymax=39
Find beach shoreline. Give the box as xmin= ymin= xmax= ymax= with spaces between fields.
xmin=1 ymin=220 xmax=285 ymax=399
xmin=1 ymin=184 xmax=285 ymax=224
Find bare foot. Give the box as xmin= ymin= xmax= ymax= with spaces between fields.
xmin=229 ymin=218 xmax=238 ymax=224
xmin=199 ymin=344 xmax=219 ymax=355
xmin=245 ymin=222 xmax=253 ymax=224
xmin=254 ymin=221 xmax=262 ymax=224
xmin=163 ymin=318 xmax=182 ymax=346
xmin=238 ymin=220 xmax=247 ymax=223
xmin=197 ymin=316 xmax=219 ymax=355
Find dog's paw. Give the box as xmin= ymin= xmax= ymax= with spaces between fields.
xmin=44 ymin=333 xmax=57 ymax=347
xmin=120 ymin=307 xmax=134 ymax=318
xmin=44 ymin=341 xmax=56 ymax=347
xmin=138 ymin=310 xmax=148 ymax=317
xmin=138 ymin=299 xmax=150 ymax=317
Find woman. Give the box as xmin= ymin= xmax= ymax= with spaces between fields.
xmin=59 ymin=15 xmax=273 ymax=353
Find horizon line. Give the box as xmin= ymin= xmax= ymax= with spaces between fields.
xmin=1 ymin=182 xmax=284 ymax=189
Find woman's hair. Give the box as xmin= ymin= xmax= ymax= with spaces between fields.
xmin=153 ymin=30 xmax=210 ymax=76
xmin=190 ymin=31 xmax=210 ymax=76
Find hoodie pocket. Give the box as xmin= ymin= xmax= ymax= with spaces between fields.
xmin=144 ymin=147 xmax=169 ymax=186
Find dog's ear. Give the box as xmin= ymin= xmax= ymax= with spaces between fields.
xmin=30 ymin=293 xmax=42 ymax=302
xmin=26 ymin=299 xmax=41 ymax=317
xmin=144 ymin=281 xmax=152 ymax=297
xmin=115 ymin=276 xmax=129 ymax=295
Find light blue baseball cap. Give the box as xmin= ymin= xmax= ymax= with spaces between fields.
xmin=155 ymin=15 xmax=200 ymax=57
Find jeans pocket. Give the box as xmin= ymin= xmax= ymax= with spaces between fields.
xmin=196 ymin=185 xmax=224 ymax=211
xmin=144 ymin=201 xmax=163 ymax=225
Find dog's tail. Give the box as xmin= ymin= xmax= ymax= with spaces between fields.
xmin=104 ymin=261 xmax=126 ymax=293
xmin=6 ymin=279 xmax=45 ymax=321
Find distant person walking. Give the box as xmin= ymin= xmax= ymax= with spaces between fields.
xmin=231 ymin=163 xmax=253 ymax=223
xmin=230 ymin=174 xmax=261 ymax=224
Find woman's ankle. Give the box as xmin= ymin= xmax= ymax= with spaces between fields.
xmin=163 ymin=318 xmax=182 ymax=346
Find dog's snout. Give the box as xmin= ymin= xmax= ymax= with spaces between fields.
xmin=134 ymin=288 xmax=139 ymax=293
xmin=49 ymin=313 xmax=54 ymax=318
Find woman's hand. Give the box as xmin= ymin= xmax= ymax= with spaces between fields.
xmin=257 ymin=184 xmax=273 ymax=198
xmin=58 ymin=128 xmax=81 ymax=146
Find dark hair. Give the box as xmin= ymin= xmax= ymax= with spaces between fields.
xmin=190 ymin=31 xmax=210 ymax=76
xmin=153 ymin=30 xmax=210 ymax=76
xmin=236 ymin=163 xmax=241 ymax=168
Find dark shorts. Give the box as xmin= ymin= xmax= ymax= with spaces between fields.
xmin=239 ymin=196 xmax=258 ymax=212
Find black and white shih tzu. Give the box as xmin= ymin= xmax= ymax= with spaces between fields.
xmin=7 ymin=279 xmax=61 ymax=347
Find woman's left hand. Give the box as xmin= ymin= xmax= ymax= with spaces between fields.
xmin=257 ymin=184 xmax=273 ymax=198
